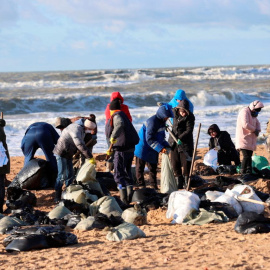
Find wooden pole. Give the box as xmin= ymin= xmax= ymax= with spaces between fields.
xmin=186 ymin=123 xmax=201 ymax=191
xmin=0 ymin=112 xmax=3 ymax=119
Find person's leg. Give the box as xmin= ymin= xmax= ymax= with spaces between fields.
xmin=124 ymin=151 xmax=134 ymax=203
xmin=135 ymin=157 xmax=146 ymax=187
xmin=231 ymin=148 xmax=241 ymax=166
xmin=54 ymin=155 xmax=66 ymax=202
xmin=21 ymin=133 xmax=38 ymax=166
xmin=180 ymin=150 xmax=192 ymax=187
xmin=170 ymin=146 xmax=182 ymax=177
xmin=147 ymin=162 xmax=158 ymax=188
xmin=0 ymin=174 xmax=5 ymax=213
xmin=65 ymin=159 xmax=74 ymax=188
xmin=241 ymin=149 xmax=253 ymax=174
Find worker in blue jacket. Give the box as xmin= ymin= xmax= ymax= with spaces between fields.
xmin=21 ymin=122 xmax=60 ymax=176
xmin=134 ymin=105 xmax=173 ymax=190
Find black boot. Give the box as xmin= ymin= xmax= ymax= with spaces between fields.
xmin=119 ymin=188 xmax=129 ymax=205
xmin=54 ymin=189 xmax=62 ymax=203
xmin=126 ymin=185 xmax=134 ymax=203
xmin=175 ymin=176 xmax=184 ymax=189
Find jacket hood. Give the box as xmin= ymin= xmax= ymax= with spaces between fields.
xmin=75 ymin=118 xmax=85 ymax=127
xmin=248 ymin=100 xmax=264 ymax=111
xmin=207 ymin=124 xmax=221 ymax=135
xmin=110 ymin=92 xmax=124 ymax=103
xmin=156 ymin=104 xmax=174 ymax=120
xmin=174 ymin=89 xmax=187 ymax=101
xmin=176 ymin=99 xmax=190 ymax=115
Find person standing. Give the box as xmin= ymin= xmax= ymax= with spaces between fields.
xmin=168 ymin=100 xmax=195 ymax=189
xmin=235 ymin=100 xmax=264 ymax=174
xmin=208 ymin=124 xmax=240 ymax=166
xmin=0 ymin=118 xmax=10 ymax=213
xmin=105 ymin=99 xmax=139 ymax=204
xmin=134 ymin=105 xmax=174 ymax=190
xmin=53 ymin=118 xmax=96 ymax=202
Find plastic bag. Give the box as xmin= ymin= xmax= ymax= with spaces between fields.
xmin=252 ymin=154 xmax=269 ymax=173
xmin=160 ymin=154 xmax=178 ymax=194
xmin=213 ymin=193 xmax=242 ymax=215
xmin=203 ymin=149 xmax=218 ymax=171
xmin=166 ymin=190 xmax=200 ymax=224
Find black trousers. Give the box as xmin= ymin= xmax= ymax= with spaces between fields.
xmin=135 ymin=157 xmax=157 ymax=186
xmin=0 ymin=174 xmax=5 ymax=212
xmin=170 ymin=146 xmax=192 ymax=176
xmin=241 ymin=149 xmax=253 ymax=174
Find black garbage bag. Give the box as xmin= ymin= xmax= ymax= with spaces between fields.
xmin=199 ymin=200 xmax=238 ymax=219
xmin=94 ymin=213 xmax=123 ymax=228
xmin=253 ymin=190 xmax=270 ymax=202
xmin=234 ymin=211 xmax=270 ymax=234
xmin=96 ymin=172 xmax=118 ymax=191
xmin=131 ymin=188 xmax=167 ymax=211
xmin=253 ymin=168 xmax=270 ymax=179
xmin=76 ymin=182 xmax=104 ymax=198
xmin=4 ymin=225 xmax=77 ymax=252
xmin=8 ymin=159 xmax=51 ymax=190
xmin=237 ymin=173 xmax=259 ymax=183
xmin=214 ymin=176 xmax=242 ymax=187
xmin=6 ymin=187 xmax=37 ymax=210
xmin=216 ymin=165 xmax=237 ymax=175
xmin=64 ymin=214 xmax=82 ymax=229
xmin=189 ymin=175 xmax=208 ymax=188
xmin=60 ymin=200 xmax=89 ymax=216
xmin=10 ymin=208 xmax=46 ymax=225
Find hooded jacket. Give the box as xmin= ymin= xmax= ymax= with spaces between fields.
xmin=208 ymin=124 xmax=236 ymax=152
xmin=235 ymin=101 xmax=264 ymax=151
xmin=105 ymin=92 xmax=132 ymax=123
xmin=134 ymin=105 xmax=174 ymax=164
xmin=168 ymin=100 xmax=195 ymax=152
xmin=168 ymin=89 xmax=194 ymax=113
xmin=53 ymin=119 xmax=92 ymax=159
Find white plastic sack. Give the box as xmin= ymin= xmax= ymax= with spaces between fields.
xmin=214 ymin=194 xmax=242 ymax=215
xmin=160 ymin=154 xmax=178 ymax=194
xmin=166 ymin=190 xmax=200 ymax=224
xmin=203 ymin=149 xmax=218 ymax=171
xmin=76 ymin=161 xmax=96 ymax=182
xmin=106 ymin=222 xmax=146 ymax=241
xmin=205 ymin=191 xmax=224 ymax=201
xmin=226 ymin=184 xmax=264 ymax=214
xmin=47 ymin=205 xmax=72 ymax=220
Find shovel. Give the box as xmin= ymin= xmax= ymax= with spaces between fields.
xmin=236 ymin=195 xmax=270 ymax=218
xmin=165 ymin=125 xmax=192 ymax=162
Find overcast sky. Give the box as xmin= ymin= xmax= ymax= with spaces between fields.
xmin=0 ymin=0 xmax=270 ymax=72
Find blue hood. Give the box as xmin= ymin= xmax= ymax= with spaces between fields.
xmin=168 ymin=89 xmax=194 ymax=113
xmin=156 ymin=105 xmax=174 ymax=120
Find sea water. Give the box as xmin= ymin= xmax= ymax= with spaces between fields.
xmin=0 ymin=64 xmax=269 ymax=156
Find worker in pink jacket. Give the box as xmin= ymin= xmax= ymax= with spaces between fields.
xmin=235 ymin=100 xmax=264 ymax=174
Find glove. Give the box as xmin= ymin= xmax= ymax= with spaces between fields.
xmin=177 ymin=139 xmax=182 ymax=145
xmin=214 ymin=146 xmax=221 ymax=151
xmin=160 ymin=148 xmax=167 ymax=154
xmin=254 ymin=129 xmax=260 ymax=137
xmin=89 ymin=158 xmax=96 ymax=165
xmin=106 ymin=149 xmax=113 ymax=156
xmin=110 ymin=137 xmax=117 ymax=144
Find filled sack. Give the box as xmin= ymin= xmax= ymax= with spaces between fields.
xmin=203 ymin=149 xmax=218 ymax=171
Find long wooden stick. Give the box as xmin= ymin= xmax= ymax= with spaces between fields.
xmin=1 ymin=112 xmax=3 ymax=119
xmin=236 ymin=195 xmax=270 ymax=207
xmin=186 ymin=123 xmax=201 ymax=191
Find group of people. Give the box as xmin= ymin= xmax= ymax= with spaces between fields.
xmin=0 ymin=89 xmax=266 ymax=210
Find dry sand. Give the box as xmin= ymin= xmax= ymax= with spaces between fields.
xmin=0 ymin=145 xmax=270 ymax=270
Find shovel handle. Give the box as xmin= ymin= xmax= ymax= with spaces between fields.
xmin=236 ymin=195 xmax=269 ymax=207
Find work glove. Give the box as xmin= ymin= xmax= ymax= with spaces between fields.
xmin=160 ymin=148 xmax=167 ymax=154
xmin=110 ymin=137 xmax=117 ymax=144
xmin=89 ymin=158 xmax=96 ymax=165
xmin=177 ymin=139 xmax=182 ymax=145
xmin=254 ymin=129 xmax=260 ymax=137
xmin=106 ymin=149 xmax=113 ymax=156
xmin=214 ymin=146 xmax=221 ymax=151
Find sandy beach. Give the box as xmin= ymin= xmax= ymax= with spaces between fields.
xmin=0 ymin=145 xmax=270 ymax=270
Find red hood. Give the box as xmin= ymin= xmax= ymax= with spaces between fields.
xmin=110 ymin=92 xmax=124 ymax=102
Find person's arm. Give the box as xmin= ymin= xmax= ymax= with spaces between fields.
xmin=145 ymin=120 xmax=164 ymax=153
xmin=178 ymin=115 xmax=195 ymax=141
xmin=72 ymin=127 xmax=93 ymax=158
xmin=240 ymin=108 xmax=257 ymax=132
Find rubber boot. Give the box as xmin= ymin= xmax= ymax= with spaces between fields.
xmin=175 ymin=176 xmax=184 ymax=189
xmin=119 ymin=187 xmax=129 ymax=205
xmin=126 ymin=185 xmax=134 ymax=203
xmin=54 ymin=189 xmax=62 ymax=203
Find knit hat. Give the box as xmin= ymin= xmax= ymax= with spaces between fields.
xmin=176 ymin=100 xmax=190 ymax=115
xmin=55 ymin=117 xmax=71 ymax=129
xmin=84 ymin=119 xmax=97 ymax=129
xmin=109 ymin=99 xmax=121 ymax=110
